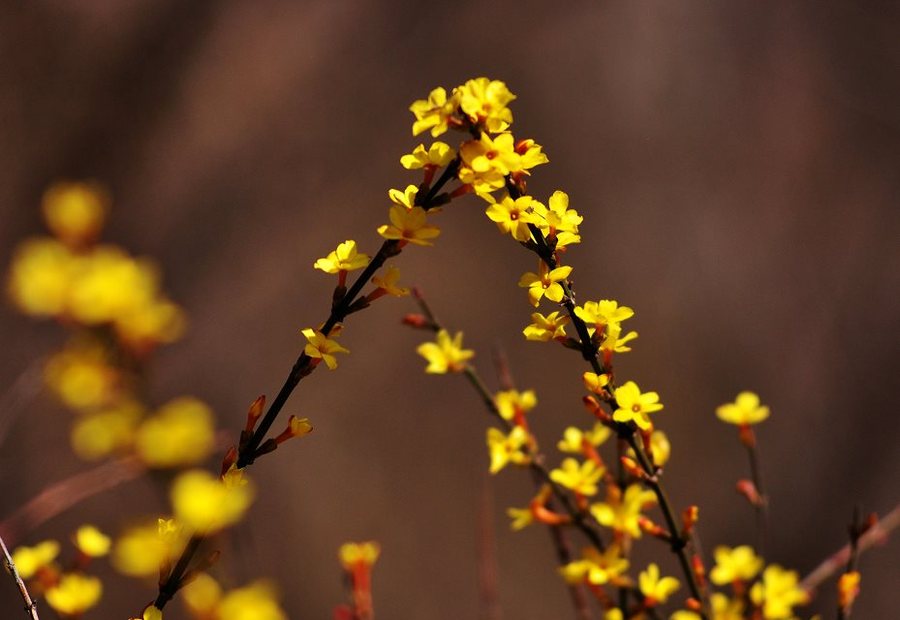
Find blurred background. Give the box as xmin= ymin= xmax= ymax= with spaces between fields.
xmin=1 ymin=0 xmax=898 ymax=618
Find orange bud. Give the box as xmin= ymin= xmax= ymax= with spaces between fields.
xmin=838 ymin=571 xmax=861 ymax=610
xmin=582 ymin=395 xmax=611 ymax=422
xmin=692 ymin=554 xmax=707 ymax=590
xmin=274 ymin=415 xmax=313 ymax=445
xmin=685 ymin=597 xmax=702 ymax=612
xmin=736 ymin=479 xmax=763 ymax=506
xmin=638 ymin=515 xmax=669 ymax=540
xmin=401 ymin=313 xmax=432 ymax=329
xmin=220 ymin=445 xmax=237 ymax=477
xmin=620 ymin=456 xmax=646 ymax=480
xmin=245 ymin=395 xmax=266 ymax=433
xmin=682 ymin=505 xmax=700 ymax=536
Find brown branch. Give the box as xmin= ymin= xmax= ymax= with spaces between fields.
xmin=1 ymin=533 xmax=40 ymax=620
xmin=802 ymin=502 xmax=899 ymax=595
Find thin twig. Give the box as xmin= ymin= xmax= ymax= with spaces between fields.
xmin=477 ymin=477 xmax=502 ymax=620
xmin=1 ymin=533 xmax=41 ymax=619
xmin=801 ymin=502 xmax=899 ymax=595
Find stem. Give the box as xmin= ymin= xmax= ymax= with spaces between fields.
xmin=744 ymin=440 xmax=768 ymax=555
xmin=836 ymin=506 xmax=863 ymax=620
xmin=154 ymin=535 xmax=202 ymax=609
xmin=1 ymin=534 xmax=40 ymax=620
xmin=802 ymin=503 xmax=899 ymax=594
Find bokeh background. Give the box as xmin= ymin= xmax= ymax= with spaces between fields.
xmin=1 ymin=1 xmax=898 ymax=618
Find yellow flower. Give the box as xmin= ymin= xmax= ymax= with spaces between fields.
xmin=639 ymin=563 xmax=680 ymax=605
xmin=42 ymin=181 xmax=109 ymax=246
xmin=74 ymin=525 xmax=111 ymax=557
xmin=459 ymin=132 xmax=521 ymax=193
xmin=457 ymin=77 xmax=515 ymax=133
xmin=7 ymin=238 xmax=76 ymax=316
xmin=388 ymin=184 xmax=419 ymax=210
xmin=410 ymin=86 xmax=459 ymax=137
xmin=716 ymin=391 xmax=770 ymax=426
xmin=582 ymin=371 xmax=610 ymax=394
xmin=550 ymin=458 xmax=604 ymax=496
xmin=371 ymin=265 xmax=409 ymax=297
xmin=184 ymin=573 xmax=287 ymax=620
xmin=44 ymin=339 xmax=118 ymax=411
xmin=559 ymin=545 xmax=629 ymax=585
xmin=112 ymin=520 xmax=185 ymax=578
xmin=339 ymin=541 xmax=381 ymax=569
xmin=302 ymin=328 xmax=349 ymax=370
xmin=484 ymin=194 xmax=538 ymax=242
xmin=750 ymin=565 xmax=809 ymax=619
xmin=377 ymin=205 xmax=440 ymax=246
xmin=647 ymin=430 xmax=671 ymax=467
xmin=518 ymin=262 xmax=572 ymax=307
xmin=506 ymin=507 xmax=533 ymax=531
xmin=135 ymin=397 xmax=216 ymax=468
xmin=67 ymin=246 xmax=159 ymax=325
xmin=494 ymin=389 xmax=537 ymax=421
xmin=838 ymin=571 xmax=861 ymax=611
xmin=486 ymin=426 xmax=531 ymax=474
xmin=523 ymin=311 xmax=569 ymax=341
xmin=532 ymin=190 xmax=583 ymax=246
xmin=601 ymin=322 xmax=639 ymax=353
xmin=557 ymin=423 xmax=611 ymax=454
xmin=114 ymin=298 xmax=186 ymax=348
xmin=416 ymin=329 xmax=474 ymax=374
xmin=11 ymin=540 xmax=59 ymax=579
xmin=590 ymin=483 xmax=657 ymax=538
xmin=139 ymin=605 xmax=163 ymax=620
xmin=171 ymin=468 xmax=255 ymax=534
xmin=313 ymin=240 xmax=370 ymax=274
xmin=575 ymin=299 xmax=634 ymax=332
xmin=516 ymin=138 xmax=550 ymax=174
xmin=710 ymin=545 xmax=764 ymax=585
xmin=70 ymin=401 xmax=142 ymax=460
xmin=612 ymin=381 xmax=663 ymax=430
xmin=671 ymin=593 xmax=744 ymax=620
xmin=400 ymin=142 xmax=455 ymax=169
xmin=46 ymin=573 xmax=102 ymax=616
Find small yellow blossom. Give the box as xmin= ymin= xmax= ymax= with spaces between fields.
xmin=7 ymin=238 xmax=76 ymax=316
xmin=484 ymin=194 xmax=538 ymax=242
xmin=410 ymin=86 xmax=459 ymax=137
xmin=517 ymin=138 xmax=550 ymax=172
xmin=302 ymin=328 xmax=349 ymax=370
xmin=46 ymin=573 xmax=102 ymax=616
xmin=523 ymin=311 xmax=569 ymax=341
xmin=313 ymin=240 xmax=370 ymax=274
xmin=400 ymin=142 xmax=455 ymax=169
xmin=558 ymin=423 xmax=611 ymax=453
xmin=559 ymin=545 xmax=629 ymax=585
xmin=112 ymin=520 xmax=185 ymax=577
xmin=377 ymin=205 xmax=440 ymax=246
xmin=388 ymin=184 xmax=419 ymax=210
xmin=518 ymin=262 xmax=572 ymax=307
xmin=371 ymin=265 xmax=409 ymax=297
xmin=11 ymin=540 xmax=59 ymax=579
xmin=70 ymin=401 xmax=142 ymax=460
xmin=532 ymin=190 xmax=583 ymax=246
xmin=710 ymin=545 xmax=764 ymax=585
xmin=507 ymin=506 xmax=533 ymax=531
xmin=140 ymin=605 xmax=163 ymax=620
xmin=716 ymin=391 xmax=770 ymax=426
xmin=601 ymin=322 xmax=639 ymax=353
xmin=171 ymin=468 xmax=255 ymax=534
xmin=575 ymin=299 xmax=634 ymax=333
xmin=135 ymin=397 xmax=216 ymax=468
xmin=590 ymin=483 xmax=657 ymax=538
xmin=494 ymin=389 xmax=537 ymax=421
xmin=183 ymin=573 xmax=287 ymax=620
xmin=74 ymin=525 xmax=111 ymax=557
xmin=457 ymin=77 xmax=515 ymax=133
xmin=750 ymin=565 xmax=809 ymax=619
xmin=459 ymin=132 xmax=521 ymax=193
xmin=838 ymin=571 xmax=861 ymax=611
xmin=416 ymin=329 xmax=474 ymax=374
xmin=44 ymin=339 xmax=118 ymax=411
xmin=550 ymin=458 xmax=604 ymax=496
xmin=647 ymin=430 xmax=671 ymax=467
xmin=612 ymin=381 xmax=663 ymax=430
xmin=671 ymin=593 xmax=745 ymax=620
xmin=41 ymin=181 xmax=109 ymax=246
xmin=114 ymin=298 xmax=186 ymax=348
xmin=339 ymin=541 xmax=381 ymax=570
xmin=582 ymin=371 xmax=610 ymax=394
xmin=639 ymin=563 xmax=680 ymax=605
xmin=486 ymin=426 xmax=532 ymax=474
xmin=66 ymin=246 xmax=159 ymax=325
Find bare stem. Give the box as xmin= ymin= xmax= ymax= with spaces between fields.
xmin=1 ymin=533 xmax=40 ymax=620
xmin=744 ymin=439 xmax=768 ymax=554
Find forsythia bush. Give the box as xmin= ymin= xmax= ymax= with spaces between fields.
xmin=2 ymin=78 xmax=893 ymax=620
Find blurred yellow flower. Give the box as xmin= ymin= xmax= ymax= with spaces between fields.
xmin=710 ymin=545 xmax=764 ymax=585
xmin=66 ymin=246 xmax=158 ymax=325
xmin=45 ymin=573 xmax=102 ymax=616
xmin=135 ymin=397 xmax=216 ymax=468
xmin=11 ymin=540 xmax=59 ymax=579
xmin=74 ymin=525 xmax=111 ymax=557
xmin=41 ymin=181 xmax=109 ymax=246
xmin=44 ymin=339 xmax=119 ymax=411
xmin=557 ymin=423 xmax=611 ymax=454
xmin=550 ymin=458 xmax=604 ymax=497
xmin=522 ymin=311 xmax=569 ymax=341
xmin=716 ymin=391 xmax=770 ymax=426
xmin=638 ymin=563 xmax=679 ymax=605
xmin=7 ymin=238 xmax=76 ymax=316
xmin=183 ymin=573 xmax=286 ymax=620
xmin=171 ymin=468 xmax=255 ymax=534
xmin=339 ymin=541 xmax=381 ymax=570
xmin=559 ymin=545 xmax=628 ymax=585
xmin=750 ymin=564 xmax=809 ymax=619
xmin=590 ymin=484 xmax=657 ymax=538
xmin=370 ymin=265 xmax=409 ymax=297
xmin=112 ymin=520 xmax=185 ymax=577
xmin=416 ymin=329 xmax=474 ymax=374
xmin=70 ymin=401 xmax=142 ymax=460
xmin=486 ymin=426 xmax=531 ymax=474
xmin=494 ymin=389 xmax=537 ymax=421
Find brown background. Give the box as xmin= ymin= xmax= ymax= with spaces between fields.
xmin=1 ymin=1 xmax=898 ymax=618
